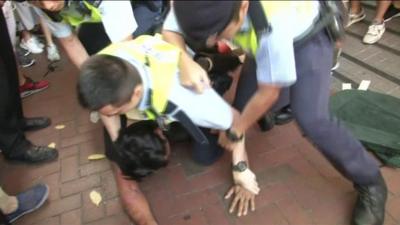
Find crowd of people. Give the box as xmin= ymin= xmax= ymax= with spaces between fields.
xmin=1 ymin=0 xmax=399 ymax=224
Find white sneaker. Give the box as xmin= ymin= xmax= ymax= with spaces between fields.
xmin=346 ymin=8 xmax=366 ymax=28
xmin=363 ymin=22 xmax=385 ymax=44
xmin=20 ymin=37 xmax=43 ymax=54
xmin=32 ymin=36 xmax=45 ymax=49
xmin=47 ymin=44 xmax=60 ymax=62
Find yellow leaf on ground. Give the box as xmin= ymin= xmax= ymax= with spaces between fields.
xmin=48 ymin=142 xmax=56 ymax=148
xmin=55 ymin=125 xmax=66 ymax=130
xmin=90 ymin=190 xmax=102 ymax=206
xmin=88 ymin=154 xmax=106 ymax=161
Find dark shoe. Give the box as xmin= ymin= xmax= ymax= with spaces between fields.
xmin=6 ymin=184 xmax=49 ymax=223
xmin=8 ymin=145 xmax=58 ymax=163
xmin=258 ymin=113 xmax=275 ymax=132
xmin=164 ymin=122 xmax=191 ymax=143
xmin=274 ymin=105 xmax=293 ymax=125
xmin=384 ymin=4 xmax=400 ymax=22
xmin=352 ymin=173 xmax=387 ymax=225
xmin=21 ymin=117 xmax=51 ymax=132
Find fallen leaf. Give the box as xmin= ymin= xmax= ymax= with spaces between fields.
xmin=48 ymin=142 xmax=56 ymax=148
xmin=88 ymin=154 xmax=106 ymax=161
xmin=90 ymin=190 xmax=102 ymax=206
xmin=90 ymin=111 xmax=100 ymax=123
xmin=55 ymin=124 xmax=66 ymax=130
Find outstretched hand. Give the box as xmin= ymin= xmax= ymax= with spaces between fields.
xmin=225 ymin=185 xmax=256 ymax=217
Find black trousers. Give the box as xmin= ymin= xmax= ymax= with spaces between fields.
xmin=0 ymin=11 xmax=30 ymax=157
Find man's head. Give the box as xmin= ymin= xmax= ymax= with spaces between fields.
xmin=113 ymin=120 xmax=170 ymax=181
xmin=77 ymin=55 xmax=143 ymax=116
xmin=29 ymin=0 xmax=65 ymax=11
xmin=174 ymin=1 xmax=249 ymax=50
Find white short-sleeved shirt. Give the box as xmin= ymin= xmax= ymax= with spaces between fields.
xmin=38 ymin=1 xmax=138 ymax=42
xmin=114 ymin=51 xmax=233 ymax=130
xmin=163 ymin=1 xmax=320 ymax=87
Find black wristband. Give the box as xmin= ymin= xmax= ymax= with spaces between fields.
xmin=225 ymin=128 xmax=244 ymax=142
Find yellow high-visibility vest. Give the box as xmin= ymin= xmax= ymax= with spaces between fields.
xmin=98 ymin=34 xmax=181 ymax=119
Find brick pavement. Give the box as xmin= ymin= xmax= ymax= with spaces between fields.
xmin=1 ymin=4 xmax=400 ymax=225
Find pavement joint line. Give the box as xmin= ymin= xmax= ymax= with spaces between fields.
xmin=332 ymin=71 xmax=359 ymax=87
xmin=345 ymin=30 xmax=400 ymax=56
xmin=341 ymin=52 xmax=400 ymax=86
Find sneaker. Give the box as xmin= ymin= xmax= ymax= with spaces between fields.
xmin=19 ymin=78 xmax=49 ymax=98
xmin=346 ymin=8 xmax=366 ymax=28
xmin=46 ymin=44 xmax=60 ymax=62
xmin=15 ymin=46 xmax=30 ymax=56
xmin=5 ymin=184 xmax=49 ymax=223
xmin=19 ymin=37 xmax=43 ymax=54
xmin=31 ymin=36 xmax=45 ymax=49
xmin=17 ymin=54 xmax=35 ymax=68
xmin=384 ymin=4 xmax=400 ymax=22
xmin=6 ymin=144 xmax=58 ymax=163
xmin=363 ymin=21 xmax=385 ymax=44
xmin=331 ymin=48 xmax=342 ymax=71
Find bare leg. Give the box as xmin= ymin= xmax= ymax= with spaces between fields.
xmin=374 ymin=0 xmax=393 ymax=23
xmin=350 ymin=0 xmax=362 ymax=14
xmin=38 ymin=17 xmax=54 ymax=46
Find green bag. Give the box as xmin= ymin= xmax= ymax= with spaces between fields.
xmin=330 ymin=90 xmax=400 ymax=167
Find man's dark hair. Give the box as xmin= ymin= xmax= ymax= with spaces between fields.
xmin=113 ymin=120 xmax=168 ymax=181
xmin=77 ymin=54 xmax=142 ymax=110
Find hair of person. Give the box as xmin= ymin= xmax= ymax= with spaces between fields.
xmin=77 ymin=54 xmax=142 ymax=110
xmin=113 ymin=120 xmax=168 ymax=181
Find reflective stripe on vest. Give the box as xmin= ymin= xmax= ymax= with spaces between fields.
xmin=233 ymin=1 xmax=317 ymax=56
xmin=97 ymin=34 xmax=181 ymax=119
xmin=60 ymin=0 xmax=102 ymax=27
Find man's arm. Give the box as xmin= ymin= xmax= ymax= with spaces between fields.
xmin=112 ymin=164 xmax=158 ymax=225
xmin=58 ymin=34 xmax=89 ymax=68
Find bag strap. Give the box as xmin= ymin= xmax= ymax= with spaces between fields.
xmin=247 ymin=1 xmax=271 ymax=40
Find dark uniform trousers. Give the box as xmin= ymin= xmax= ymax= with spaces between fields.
xmin=233 ymin=30 xmax=380 ymax=185
xmin=0 ymin=11 xmax=31 ymax=158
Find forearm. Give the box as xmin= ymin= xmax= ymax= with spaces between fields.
xmin=113 ymin=164 xmax=157 ymax=225
xmin=235 ymin=84 xmax=280 ymax=134
xmin=58 ymin=34 xmax=89 ymax=68
xmin=162 ymin=30 xmax=192 ymax=66
xmin=100 ymin=114 xmax=121 ymax=141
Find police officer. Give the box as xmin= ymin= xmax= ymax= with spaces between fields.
xmin=170 ymin=1 xmax=387 ymax=224
xmin=77 ymin=35 xmax=261 ymax=223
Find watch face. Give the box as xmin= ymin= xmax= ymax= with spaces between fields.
xmin=234 ymin=161 xmax=247 ymax=172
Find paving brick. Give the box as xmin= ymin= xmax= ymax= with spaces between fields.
xmin=105 ymin=198 xmax=124 ymax=217
xmin=16 ymin=194 xmax=81 ymax=224
xmin=39 ymin=172 xmax=61 ymax=201
xmin=59 ymin=121 xmax=78 ymax=139
xmin=276 ymin=197 xmax=313 ymax=225
xmin=85 ymin=214 xmax=131 ymax=225
xmin=61 ymin=130 xmax=102 ymax=148
xmin=80 ymin=159 xmax=110 ymax=177
xmin=257 ymin=164 xmax=298 ymax=187
xmin=100 ymin=170 xmax=119 ymax=200
xmin=61 ymin=175 xmax=101 ymax=197
xmin=78 ymin=140 xmax=106 ymax=165
xmin=202 ymin=202 xmax=232 ymax=225
xmin=82 ymin=188 xmax=106 ymax=223
xmin=29 ymin=216 xmax=60 ymax=225
xmin=61 ymin=209 xmax=82 ymax=225
xmin=61 ymin=155 xmax=80 ymax=182
xmin=28 ymin=160 xmax=61 ymax=179
xmin=58 ymin=145 xmax=79 ymax=159
xmin=387 ymin=196 xmax=400 ymax=221
xmin=165 ymin=209 xmax=208 ymax=225
xmin=234 ymin=204 xmax=289 ymax=225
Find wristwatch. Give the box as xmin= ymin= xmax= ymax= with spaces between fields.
xmin=233 ymin=161 xmax=248 ymax=172
xmin=225 ymin=128 xmax=244 ymax=142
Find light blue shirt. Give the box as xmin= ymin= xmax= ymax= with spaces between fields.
xmin=163 ymin=2 xmax=320 ymax=87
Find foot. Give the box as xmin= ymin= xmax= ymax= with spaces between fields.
xmin=19 ymin=77 xmax=49 ymax=98
xmin=47 ymin=44 xmax=61 ymax=62
xmin=352 ymin=174 xmax=387 ymax=225
xmin=363 ymin=21 xmax=385 ymax=44
xmin=5 ymin=184 xmax=49 ymax=223
xmin=17 ymin=54 xmax=35 ymax=68
xmin=21 ymin=117 xmax=51 ymax=132
xmin=331 ymin=48 xmax=342 ymax=71
xmin=19 ymin=37 xmax=43 ymax=54
xmin=258 ymin=113 xmax=275 ymax=132
xmin=346 ymin=8 xmax=366 ymax=28
xmin=274 ymin=105 xmax=293 ymax=125
xmin=6 ymin=144 xmax=58 ymax=164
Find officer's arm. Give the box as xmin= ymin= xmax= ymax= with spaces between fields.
xmin=100 ymin=114 xmax=121 ymax=141
xmin=112 ymin=164 xmax=158 ymax=225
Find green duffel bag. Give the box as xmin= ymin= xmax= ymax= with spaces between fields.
xmin=330 ymin=90 xmax=400 ymax=167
